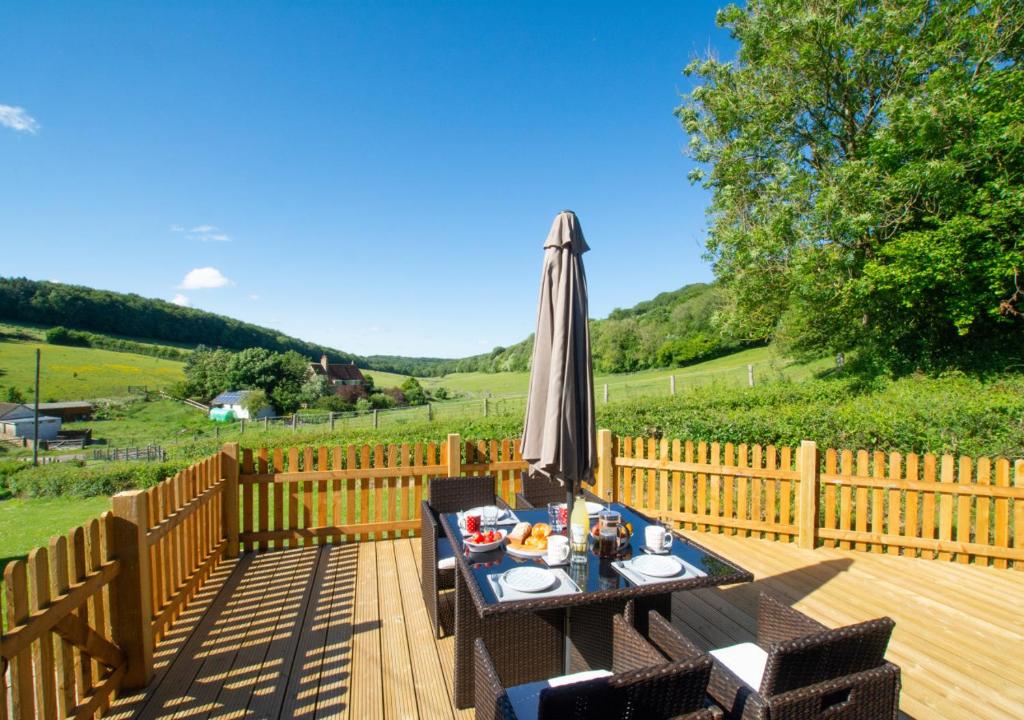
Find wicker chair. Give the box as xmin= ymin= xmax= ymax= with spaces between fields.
xmin=474 ymin=612 xmax=718 ymax=720
xmin=420 ymin=475 xmax=501 ymax=638
xmin=515 ymin=471 xmax=602 ymax=510
xmin=652 ymin=593 xmax=901 ymax=720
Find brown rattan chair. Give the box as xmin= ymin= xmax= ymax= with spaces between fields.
xmin=515 ymin=471 xmax=602 ymax=510
xmin=474 ymin=612 xmax=718 ymax=720
xmin=652 ymin=593 xmax=901 ymax=720
xmin=420 ymin=475 xmax=500 ymax=638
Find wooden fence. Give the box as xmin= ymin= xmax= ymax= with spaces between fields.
xmin=605 ymin=433 xmax=1024 ymax=569
xmin=1 ymin=430 xmax=1020 ymax=718
xmin=234 ymin=434 xmax=526 ymax=550
xmin=0 ymin=451 xmax=230 ymax=719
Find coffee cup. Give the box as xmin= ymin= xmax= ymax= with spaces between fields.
xmin=546 ymin=535 xmax=570 ymax=565
xmin=644 ymin=525 xmax=673 ymax=553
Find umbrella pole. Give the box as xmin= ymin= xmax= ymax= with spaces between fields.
xmin=565 ymin=487 xmax=575 ymax=674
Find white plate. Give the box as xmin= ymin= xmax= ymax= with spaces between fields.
xmin=459 ymin=506 xmax=511 ymax=527
xmin=631 ymin=554 xmax=684 ymax=578
xmin=557 ymin=501 xmax=605 ymax=517
xmin=464 ymin=529 xmax=507 ymax=553
xmin=505 ymin=542 xmax=547 ymax=559
xmin=502 ymin=566 xmax=557 ymax=593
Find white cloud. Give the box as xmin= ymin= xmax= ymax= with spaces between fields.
xmin=171 ymin=294 xmax=190 ymax=306
xmin=178 ymin=267 xmax=233 ymax=289
xmin=0 ymin=105 xmax=39 ymax=134
xmin=173 ymin=223 xmax=232 ymax=242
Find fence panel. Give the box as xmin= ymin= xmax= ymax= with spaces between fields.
xmin=1 ymin=514 xmax=126 ymax=720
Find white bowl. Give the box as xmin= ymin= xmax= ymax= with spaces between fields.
xmin=465 ymin=529 xmax=507 ymax=553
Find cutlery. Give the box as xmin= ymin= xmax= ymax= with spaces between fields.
xmin=615 ymin=561 xmax=646 ymax=586
xmin=494 ymin=576 xmax=504 ymax=599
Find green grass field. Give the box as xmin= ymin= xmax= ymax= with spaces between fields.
xmin=420 ymin=346 xmax=832 ymax=398
xmin=0 ymin=495 xmax=112 ymax=566
xmin=0 ymin=325 xmax=185 ymax=400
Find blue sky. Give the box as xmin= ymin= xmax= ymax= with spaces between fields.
xmin=1 ymin=1 xmax=733 ymax=358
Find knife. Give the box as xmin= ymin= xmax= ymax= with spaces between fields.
xmin=493 ymin=574 xmax=504 ymax=600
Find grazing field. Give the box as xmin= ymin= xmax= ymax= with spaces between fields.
xmin=421 ymin=345 xmax=832 ymax=398
xmin=0 ymin=495 xmax=112 ymax=565
xmin=0 ymin=325 xmax=184 ymax=400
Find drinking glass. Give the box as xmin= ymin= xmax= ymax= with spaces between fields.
xmin=547 ymin=502 xmax=564 ymax=531
xmin=482 ymin=505 xmax=498 ymax=531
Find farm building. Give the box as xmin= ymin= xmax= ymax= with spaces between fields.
xmin=308 ymin=354 xmax=365 ymax=391
xmin=0 ymin=402 xmax=34 ymax=421
xmin=37 ymin=401 xmax=94 ymax=421
xmin=0 ymin=414 xmax=62 ymax=440
xmin=208 ymin=390 xmax=275 ymax=421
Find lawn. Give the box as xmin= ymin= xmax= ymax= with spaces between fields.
xmin=0 ymin=328 xmax=185 ymax=400
xmin=0 ymin=495 xmax=112 ymax=567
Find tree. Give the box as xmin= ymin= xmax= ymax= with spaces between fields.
xmin=5 ymin=386 xmax=26 ymax=403
xmin=300 ymin=374 xmax=331 ymax=406
xmin=241 ymin=389 xmax=271 ymax=416
xmin=400 ymin=377 xmax=427 ymax=406
xmin=679 ymin=0 xmax=1024 ymax=371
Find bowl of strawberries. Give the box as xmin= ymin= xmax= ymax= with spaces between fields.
xmin=465 ymin=528 xmax=507 ymax=553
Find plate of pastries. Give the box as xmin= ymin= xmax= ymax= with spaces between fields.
xmin=505 ymin=521 xmax=552 ymax=558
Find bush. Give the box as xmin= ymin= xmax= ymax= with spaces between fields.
xmin=369 ymin=393 xmax=396 ymax=409
xmin=45 ymin=326 xmax=91 ymax=347
xmin=4 ymin=460 xmax=190 ymax=498
xmin=314 ymin=395 xmax=355 ymax=412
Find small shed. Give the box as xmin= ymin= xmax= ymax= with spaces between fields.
xmin=37 ymin=401 xmax=94 ymax=422
xmin=0 ymin=415 xmax=62 ymax=440
xmin=209 ymin=390 xmax=275 ymax=421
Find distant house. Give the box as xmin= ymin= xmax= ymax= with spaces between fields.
xmin=0 ymin=403 xmax=34 ymax=422
xmin=208 ymin=391 xmax=275 ymax=421
xmin=309 ymin=354 xmax=365 ymax=392
xmin=0 ymin=404 xmax=62 ymax=440
xmin=37 ymin=401 xmax=94 ymax=422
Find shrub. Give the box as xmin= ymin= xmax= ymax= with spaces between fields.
xmin=45 ymin=326 xmax=91 ymax=347
xmin=5 ymin=460 xmax=190 ymax=498
xmin=314 ymin=395 xmax=355 ymax=412
xmin=369 ymin=393 xmax=396 ymax=409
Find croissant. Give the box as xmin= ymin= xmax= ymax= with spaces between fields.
xmin=531 ymin=522 xmax=552 ymax=539
xmin=508 ymin=522 xmax=532 ymax=544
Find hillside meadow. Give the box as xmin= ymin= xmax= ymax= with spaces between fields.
xmin=0 ymin=327 xmax=185 ymax=400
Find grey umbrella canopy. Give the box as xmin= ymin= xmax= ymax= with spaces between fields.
xmin=521 ymin=210 xmax=597 ymax=498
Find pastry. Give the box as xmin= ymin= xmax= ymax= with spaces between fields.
xmin=508 ymin=522 xmax=532 ymax=544
xmin=531 ymin=523 xmax=552 ymax=539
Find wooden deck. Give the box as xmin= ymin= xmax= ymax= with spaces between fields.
xmin=104 ymin=534 xmax=1024 ymax=720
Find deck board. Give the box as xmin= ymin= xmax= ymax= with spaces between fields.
xmin=107 ymin=536 xmax=1024 ymax=720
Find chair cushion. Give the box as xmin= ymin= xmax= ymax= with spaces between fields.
xmin=437 ymin=537 xmax=456 ymax=570
xmin=506 ymin=670 xmax=613 ymax=720
xmin=711 ymin=642 xmax=768 ymax=691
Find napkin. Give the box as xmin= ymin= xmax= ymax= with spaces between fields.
xmin=611 ymin=556 xmax=707 ymax=586
xmin=486 ymin=568 xmax=581 ymax=602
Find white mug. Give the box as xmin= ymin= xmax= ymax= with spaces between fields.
xmin=644 ymin=525 xmax=674 ymax=553
xmin=546 ymin=535 xmax=570 ymax=565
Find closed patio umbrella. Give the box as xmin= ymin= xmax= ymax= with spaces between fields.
xmin=521 ymin=209 xmax=597 ymax=527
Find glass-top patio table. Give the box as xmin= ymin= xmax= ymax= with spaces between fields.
xmin=440 ymin=502 xmax=753 ymax=708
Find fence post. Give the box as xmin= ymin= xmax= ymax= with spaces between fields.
xmin=670 ymin=375 xmax=675 ymax=395
xmin=111 ymin=490 xmax=155 ymax=688
xmin=595 ymin=429 xmax=614 ymax=501
xmin=446 ymin=433 xmax=462 ymax=477
xmin=427 ymin=403 xmax=433 ymax=421
xmin=483 ymin=397 xmax=489 ymax=417
xmin=748 ymin=364 xmax=754 ymax=387
xmin=222 ymin=443 xmax=241 ymax=559
xmin=292 ymin=414 xmax=297 ymax=431
xmin=603 ymin=384 xmax=608 ymax=403
xmin=373 ymin=409 xmax=379 ymax=428
xmin=797 ymin=440 xmax=819 ymax=550
xmin=330 ymin=412 xmax=335 ymax=430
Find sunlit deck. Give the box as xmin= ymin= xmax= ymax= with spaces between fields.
xmin=103 ymin=534 xmax=1024 ymax=720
